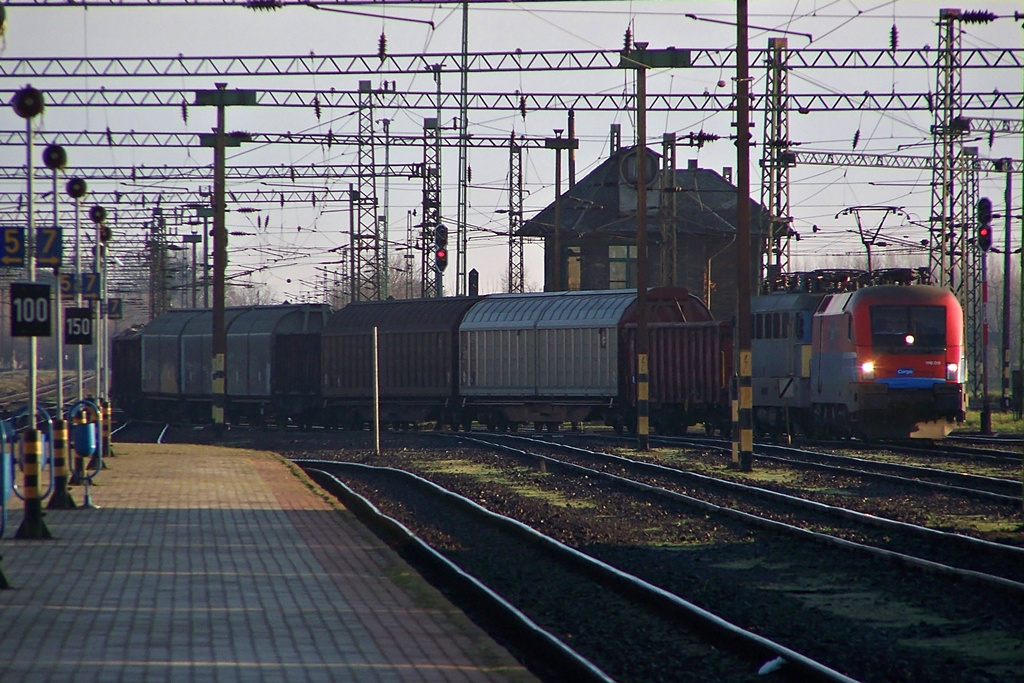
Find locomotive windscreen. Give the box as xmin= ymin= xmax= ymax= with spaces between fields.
xmin=869 ymin=305 xmax=946 ymax=352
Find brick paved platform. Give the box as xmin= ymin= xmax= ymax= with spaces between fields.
xmin=0 ymin=444 xmax=537 ymax=683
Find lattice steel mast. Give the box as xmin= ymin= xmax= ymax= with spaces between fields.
xmin=760 ymin=37 xmax=793 ymax=287
xmin=352 ymin=80 xmax=379 ymax=301
xmin=507 ymin=132 xmax=524 ymax=293
xmin=420 ymin=65 xmax=443 ymax=299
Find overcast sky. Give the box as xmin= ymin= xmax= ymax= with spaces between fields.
xmin=2 ymin=1 xmax=1021 ymax=302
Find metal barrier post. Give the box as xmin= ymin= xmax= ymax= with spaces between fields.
xmin=47 ymin=419 xmax=76 ymax=509
xmin=14 ymin=429 xmax=52 ymax=539
xmin=86 ymin=400 xmax=103 ymax=472
xmin=1 ymin=422 xmax=12 ymax=587
xmin=70 ymin=401 xmax=101 ymax=509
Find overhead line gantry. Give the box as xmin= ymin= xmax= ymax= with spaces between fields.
xmin=5 ymin=87 xmax=1020 ymax=112
xmin=3 ymin=48 xmax=1020 ymax=78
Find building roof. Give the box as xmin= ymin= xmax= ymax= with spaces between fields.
xmin=519 ymin=145 xmax=770 ymax=240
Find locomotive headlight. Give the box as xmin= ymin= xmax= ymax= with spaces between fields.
xmin=946 ymin=362 xmax=959 ymax=380
xmin=860 ymin=361 xmax=875 ymax=379
xmin=904 ymin=334 xmax=915 ymax=346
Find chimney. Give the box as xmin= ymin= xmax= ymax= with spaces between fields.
xmin=687 ymin=159 xmax=698 ymax=170
xmin=722 ymin=166 xmax=733 ymax=183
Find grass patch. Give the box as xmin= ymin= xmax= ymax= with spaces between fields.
xmin=417 ymin=458 xmax=596 ymax=509
xmin=958 ymin=409 xmax=1024 ymax=436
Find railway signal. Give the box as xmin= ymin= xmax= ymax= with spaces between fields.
xmin=434 ymin=223 xmax=449 ymax=273
xmin=976 ymin=197 xmax=993 ymax=252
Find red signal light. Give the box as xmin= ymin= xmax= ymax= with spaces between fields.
xmin=978 ymin=225 xmax=992 ymax=252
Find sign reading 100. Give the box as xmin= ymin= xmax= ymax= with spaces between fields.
xmin=10 ymin=282 xmax=51 ymax=337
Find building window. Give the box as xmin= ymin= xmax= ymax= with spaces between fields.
xmin=609 ymin=245 xmax=637 ymax=289
xmin=566 ymin=246 xmax=581 ymax=291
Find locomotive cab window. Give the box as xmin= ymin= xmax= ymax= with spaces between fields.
xmin=870 ymin=305 xmax=946 ymax=353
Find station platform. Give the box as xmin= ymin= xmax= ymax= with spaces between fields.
xmin=0 ymin=443 xmax=537 ymax=683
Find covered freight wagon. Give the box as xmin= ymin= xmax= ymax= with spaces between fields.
xmin=321 ymin=297 xmax=480 ymax=429
xmin=111 ymin=327 xmax=143 ymax=414
xmin=138 ymin=304 xmax=329 ymax=423
xmin=459 ymin=287 xmax=728 ymax=433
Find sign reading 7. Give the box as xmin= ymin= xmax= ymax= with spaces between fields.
xmin=36 ymin=227 xmax=62 ymax=267
xmin=82 ymin=272 xmax=101 ymax=300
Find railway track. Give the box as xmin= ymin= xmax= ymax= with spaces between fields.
xmin=948 ymin=433 xmax=1024 ymax=450
xmin=471 ymin=433 xmax=1024 ymax=591
xmin=634 ymin=434 xmax=1023 ymax=505
xmin=300 ymin=459 xmax=857 ymax=683
xmin=278 ymin=431 xmax=1024 ymax=682
xmin=0 ymin=373 xmax=97 ymax=413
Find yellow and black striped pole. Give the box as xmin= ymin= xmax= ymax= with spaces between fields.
xmin=636 ymin=353 xmax=649 ymax=448
xmin=15 ymin=429 xmax=52 ymax=539
xmin=732 ymin=0 xmax=754 ymax=472
xmin=101 ymin=400 xmax=112 ymax=459
xmin=47 ymin=419 xmax=76 ymax=509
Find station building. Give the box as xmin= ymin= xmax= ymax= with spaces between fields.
xmin=519 ymin=140 xmax=772 ymax=323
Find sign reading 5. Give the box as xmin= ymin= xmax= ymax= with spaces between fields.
xmin=59 ymin=273 xmax=76 ymax=300
xmin=2 ymin=227 xmax=25 ymax=268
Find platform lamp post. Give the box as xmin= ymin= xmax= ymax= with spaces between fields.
xmin=42 ymin=144 xmax=67 ymax=413
xmin=195 ymin=84 xmax=255 ymax=434
xmin=12 ymin=84 xmax=52 ymax=539
xmin=66 ymin=177 xmax=87 ymax=401
xmin=619 ymin=43 xmax=691 ymax=452
xmin=88 ymin=205 xmax=107 ymax=402
xmin=43 ymin=144 xmax=78 ymax=510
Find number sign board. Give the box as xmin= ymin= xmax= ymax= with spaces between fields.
xmin=1 ymin=227 xmax=26 ymax=267
xmin=64 ymin=307 xmax=93 ymax=345
xmin=106 ymin=297 xmax=123 ymax=320
xmin=35 ymin=227 xmax=62 ymax=267
xmin=10 ymin=282 xmax=51 ymax=337
xmin=59 ymin=273 xmax=76 ymax=301
xmin=82 ymin=272 xmax=101 ymax=300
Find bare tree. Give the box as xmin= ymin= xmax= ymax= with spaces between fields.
xmin=226 ymin=281 xmax=276 ymax=306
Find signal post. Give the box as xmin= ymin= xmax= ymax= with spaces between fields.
xmin=12 ymin=85 xmax=52 ymax=538
xmin=434 ymin=223 xmax=448 ymax=297
xmin=977 ymin=198 xmax=993 ymax=435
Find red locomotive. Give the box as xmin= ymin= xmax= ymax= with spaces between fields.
xmin=752 ymin=279 xmax=966 ymax=439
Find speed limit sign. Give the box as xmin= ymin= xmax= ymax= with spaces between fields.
xmin=64 ymin=307 xmax=93 ymax=345
xmin=10 ymin=282 xmax=51 ymax=337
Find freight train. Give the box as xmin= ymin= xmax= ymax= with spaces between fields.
xmin=111 ymin=279 xmax=966 ymax=440
xmin=112 ymin=288 xmax=732 ymax=435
